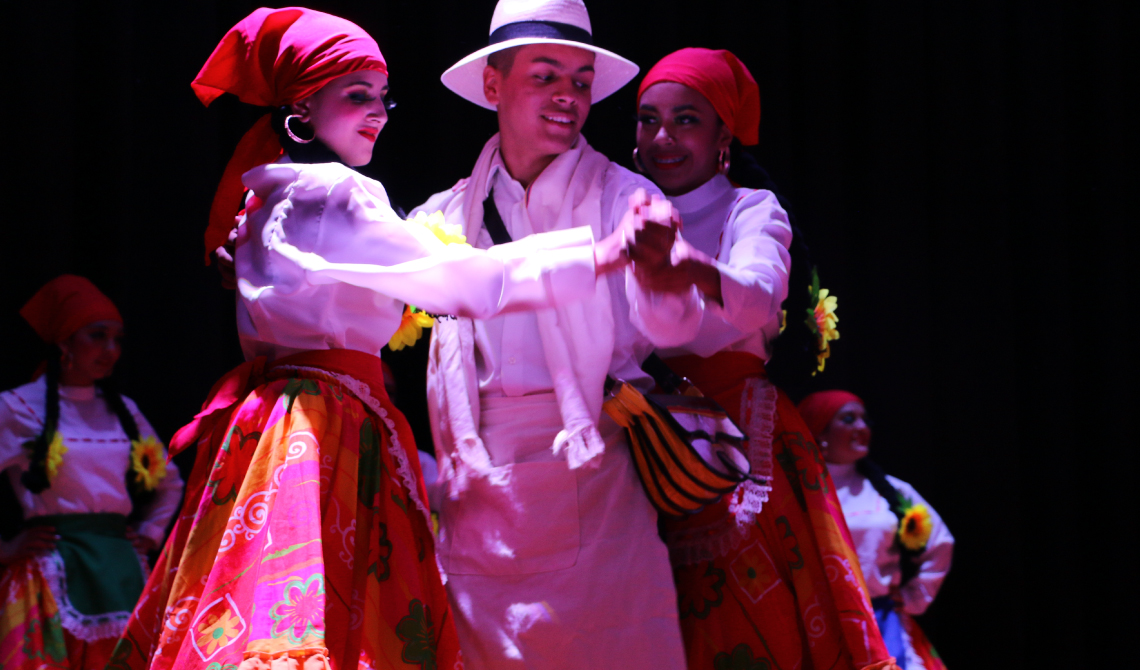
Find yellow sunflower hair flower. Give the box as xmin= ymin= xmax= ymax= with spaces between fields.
xmin=45 ymin=431 xmax=68 ymax=482
xmin=898 ymin=503 xmax=934 ymax=551
xmin=131 ymin=436 xmax=168 ymax=492
xmin=410 ymin=210 xmax=468 ymax=247
xmin=804 ymin=267 xmax=840 ymax=375
xmin=389 ymin=305 xmax=435 ymax=351
xmin=812 ymin=288 xmax=840 ymax=374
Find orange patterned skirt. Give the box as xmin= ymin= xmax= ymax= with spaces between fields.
xmin=105 ymin=351 xmax=459 ymax=670
xmin=665 ymin=352 xmax=897 ymax=670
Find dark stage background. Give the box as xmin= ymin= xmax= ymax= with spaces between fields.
xmin=3 ymin=1 xmax=1134 ymax=666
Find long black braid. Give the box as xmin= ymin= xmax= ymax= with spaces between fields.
xmin=19 ymin=347 xmax=157 ymax=522
xmin=97 ymin=377 xmax=158 ymax=522
xmin=855 ymin=458 xmax=922 ymax=587
xmin=725 ymin=141 xmax=821 ymax=391
xmin=19 ymin=347 xmax=62 ymax=494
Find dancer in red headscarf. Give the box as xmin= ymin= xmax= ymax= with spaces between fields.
xmin=106 ymin=8 xmax=633 ymax=670
xmin=630 ymin=49 xmax=898 ymax=669
xmin=799 ymin=391 xmax=953 ymax=670
xmin=0 ymin=276 xmax=184 ymax=670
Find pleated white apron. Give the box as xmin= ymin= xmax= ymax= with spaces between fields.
xmin=437 ymin=393 xmax=685 ymax=670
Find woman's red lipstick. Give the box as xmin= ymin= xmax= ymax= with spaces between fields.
xmin=358 ymin=128 xmax=378 ymax=142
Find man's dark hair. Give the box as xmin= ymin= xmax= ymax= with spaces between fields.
xmin=487 ymin=46 xmax=522 ymax=76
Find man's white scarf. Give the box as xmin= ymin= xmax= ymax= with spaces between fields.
xmin=427 ymin=134 xmax=616 ymax=499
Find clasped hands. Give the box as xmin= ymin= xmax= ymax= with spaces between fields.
xmin=596 ymin=189 xmax=721 ymax=302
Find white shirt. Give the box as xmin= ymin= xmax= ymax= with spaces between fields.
xmin=419 ymin=149 xmax=695 ymax=399
xmin=653 ymin=174 xmax=793 ymax=361
xmin=236 ymin=160 xmax=599 ymax=362
xmin=476 ymin=152 xmax=555 ymax=397
xmin=0 ymin=377 xmax=185 ymax=545
xmin=830 ymin=462 xmax=954 ymax=615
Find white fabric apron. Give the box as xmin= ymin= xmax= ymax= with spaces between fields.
xmin=437 ymin=393 xmax=684 ymax=670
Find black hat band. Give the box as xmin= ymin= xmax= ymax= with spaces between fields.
xmin=488 ymin=20 xmax=594 ymax=46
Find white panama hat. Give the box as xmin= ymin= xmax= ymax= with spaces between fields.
xmin=441 ymin=0 xmax=640 ymax=110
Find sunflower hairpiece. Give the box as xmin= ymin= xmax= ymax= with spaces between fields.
xmin=804 ymin=267 xmax=840 ymax=375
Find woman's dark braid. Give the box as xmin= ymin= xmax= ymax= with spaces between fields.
xmin=19 ymin=349 xmax=62 ymax=493
xmin=727 ymin=141 xmax=820 ymax=391
xmin=97 ymin=377 xmax=157 ymax=519
xmin=856 ymin=458 xmax=922 ymax=587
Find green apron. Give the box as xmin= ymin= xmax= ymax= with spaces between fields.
xmin=27 ymin=513 xmax=144 ymax=616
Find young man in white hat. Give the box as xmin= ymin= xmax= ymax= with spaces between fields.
xmin=415 ymin=1 xmax=695 ymax=668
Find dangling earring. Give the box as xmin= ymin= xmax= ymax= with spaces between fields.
xmin=284 ymin=114 xmax=314 ymax=144
xmin=632 ymin=148 xmax=646 ymax=173
xmin=717 ymin=147 xmax=731 ymax=174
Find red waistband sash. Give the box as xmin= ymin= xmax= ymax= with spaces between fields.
xmin=664 ymin=351 xmax=766 ymax=412
xmin=170 ymin=349 xmax=390 ymax=457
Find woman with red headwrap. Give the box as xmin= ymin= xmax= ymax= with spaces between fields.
xmin=799 ymin=392 xmax=954 ymax=670
xmin=629 ymin=49 xmax=898 ymax=670
xmin=0 ymin=275 xmax=184 ymax=670
xmin=106 ymin=7 xmax=626 ymax=670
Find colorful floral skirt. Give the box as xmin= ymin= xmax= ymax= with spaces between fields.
xmin=105 ymin=354 xmax=459 ymax=670
xmin=0 ymin=516 xmax=135 ymax=670
xmin=665 ymin=353 xmax=896 ymax=670
xmin=873 ymin=597 xmax=946 ymax=670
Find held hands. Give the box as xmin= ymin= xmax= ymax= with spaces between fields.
xmin=620 ymin=187 xmax=723 ymax=303
xmin=594 ymin=188 xmax=682 ymax=277
xmin=0 ymin=526 xmax=58 ymax=566
xmin=633 ymin=236 xmax=722 ymax=303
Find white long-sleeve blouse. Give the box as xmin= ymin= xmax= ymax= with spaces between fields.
xmin=830 ymin=462 xmax=954 ymax=615
xmin=236 ymin=161 xmax=599 ymax=362
xmin=0 ymin=377 xmax=185 ymax=545
xmin=649 ymin=173 xmax=793 ymax=361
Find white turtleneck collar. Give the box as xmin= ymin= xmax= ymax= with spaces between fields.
xmin=668 ymin=173 xmax=735 ymax=215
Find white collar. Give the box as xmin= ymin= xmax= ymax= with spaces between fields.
xmin=668 ymin=173 xmax=735 ymax=214
xmin=485 ymin=148 xmax=526 ymax=203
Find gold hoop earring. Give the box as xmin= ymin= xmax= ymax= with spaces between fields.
xmin=632 ymin=148 xmax=646 ymax=173
xmin=718 ymin=147 xmax=731 ymax=174
xmin=284 ymin=114 xmax=315 ymax=144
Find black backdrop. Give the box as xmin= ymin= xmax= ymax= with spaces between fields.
xmin=3 ymin=1 xmax=1134 ymax=666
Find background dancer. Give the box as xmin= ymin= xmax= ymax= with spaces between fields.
xmin=0 ymin=275 xmax=183 ymax=670
xmin=110 ymin=8 xmax=638 ymax=670
xmin=630 ymin=48 xmax=897 ymax=669
xmin=800 ymin=390 xmax=953 ymax=670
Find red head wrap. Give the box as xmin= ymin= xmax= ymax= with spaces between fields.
xmin=193 ymin=7 xmax=387 ymax=262
xmin=20 ymin=275 xmax=123 ymax=344
xmin=796 ymin=390 xmax=864 ymax=441
xmin=637 ymin=48 xmax=761 ymax=146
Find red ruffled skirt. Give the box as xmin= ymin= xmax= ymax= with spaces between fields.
xmin=664 ymin=352 xmax=897 ymax=670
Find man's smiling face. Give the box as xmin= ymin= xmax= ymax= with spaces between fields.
xmin=485 ymin=43 xmax=596 ymax=159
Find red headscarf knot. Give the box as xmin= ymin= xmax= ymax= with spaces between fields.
xmin=796 ymin=390 xmax=864 ymax=441
xmin=20 ymin=275 xmax=122 ymax=345
xmin=193 ymin=7 xmax=387 ymax=262
xmin=638 ymin=48 xmax=761 ymax=146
